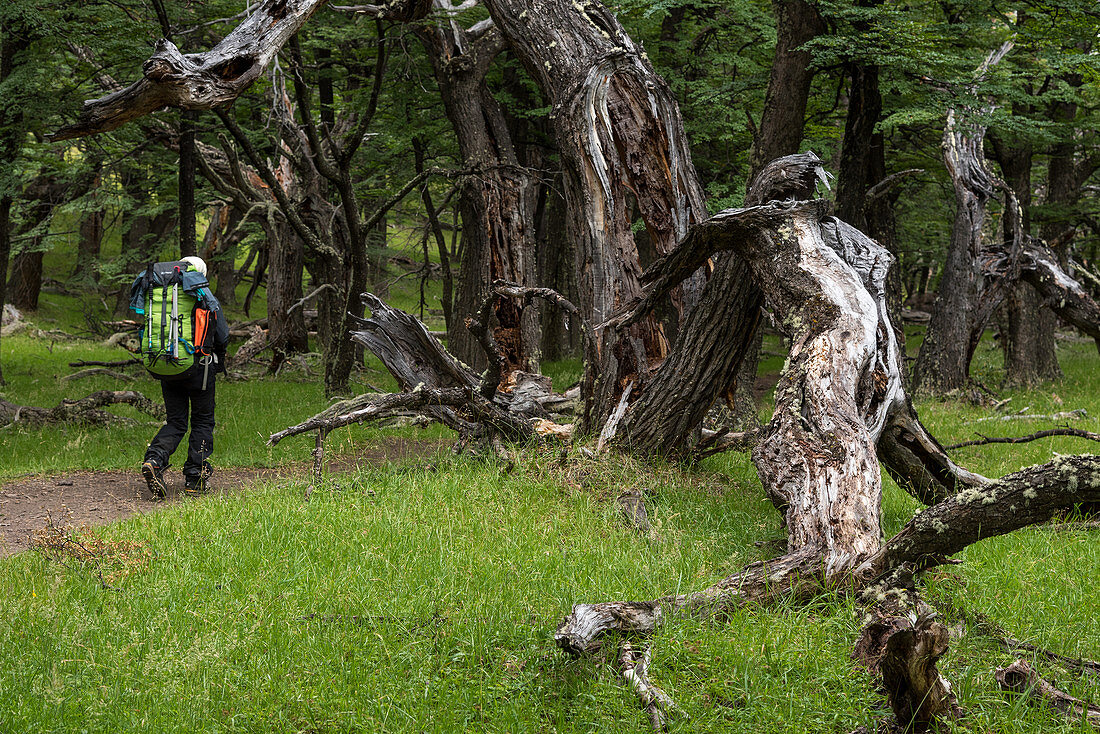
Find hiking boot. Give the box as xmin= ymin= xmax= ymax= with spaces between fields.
xmin=183 ymin=476 xmax=209 ymax=495
xmin=142 ymin=461 xmax=167 ymax=499
xmin=184 ymin=467 xmax=213 ymax=496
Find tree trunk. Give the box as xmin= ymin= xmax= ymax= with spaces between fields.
xmin=73 ymin=155 xmax=106 ymax=282
xmin=536 ymin=177 xmax=578 ymax=362
xmin=484 ymin=0 xmax=716 ymax=431
xmin=416 ymin=17 xmax=540 ymax=374
xmin=914 ymin=43 xmax=1014 ymax=393
xmin=179 ymin=110 xmax=198 ymax=257
xmin=913 ymin=112 xmax=993 ymax=393
xmin=0 ymin=23 xmax=30 ymax=386
xmin=990 ymin=135 xmax=1049 ymax=386
xmin=203 ymin=204 xmax=243 ymax=308
xmin=267 ymin=225 xmax=310 ymax=370
xmin=8 ymin=251 xmax=43 ymax=311
xmin=747 ymin=0 xmax=824 ymax=178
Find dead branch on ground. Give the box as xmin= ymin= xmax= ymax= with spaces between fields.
xmin=946 ymin=428 xmax=1100 ymax=450
xmin=0 ymin=390 xmax=164 ymax=428
xmin=996 ymin=660 xmax=1100 ymax=729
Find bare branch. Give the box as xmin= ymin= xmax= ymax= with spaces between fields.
xmin=52 ymin=0 xmax=331 ymax=140
xmin=946 ymin=428 xmax=1100 ymax=450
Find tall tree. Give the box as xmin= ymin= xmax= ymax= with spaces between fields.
xmin=410 ymin=3 xmax=541 ymax=374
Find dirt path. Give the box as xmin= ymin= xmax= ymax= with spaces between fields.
xmin=0 ymin=437 xmax=445 ymax=558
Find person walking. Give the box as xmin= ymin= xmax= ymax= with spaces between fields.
xmin=132 ymin=255 xmax=229 ymax=497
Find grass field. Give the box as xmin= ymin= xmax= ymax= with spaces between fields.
xmin=1 ymin=306 xmax=1098 ymax=731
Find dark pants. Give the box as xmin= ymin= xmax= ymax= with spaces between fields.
xmin=144 ymin=371 xmax=216 ymax=479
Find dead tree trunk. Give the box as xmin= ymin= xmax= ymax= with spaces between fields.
xmin=552 ymin=166 xmax=1100 ymax=728
xmin=914 ymin=43 xmax=1014 ymax=394
xmin=484 ymin=0 xmax=721 ymax=430
xmin=413 ymin=8 xmax=540 ymax=374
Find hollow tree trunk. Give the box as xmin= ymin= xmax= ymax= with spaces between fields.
xmin=415 ymin=13 xmax=540 ymax=374
xmin=484 ymin=0 xmax=714 ymax=430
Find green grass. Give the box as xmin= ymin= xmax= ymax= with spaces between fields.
xmin=1 ymin=319 xmax=1098 ymax=731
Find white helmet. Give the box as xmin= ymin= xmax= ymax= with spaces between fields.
xmin=181 ymin=255 xmax=207 ymax=276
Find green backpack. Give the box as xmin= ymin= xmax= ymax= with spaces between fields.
xmin=130 ymin=261 xmax=218 ymax=382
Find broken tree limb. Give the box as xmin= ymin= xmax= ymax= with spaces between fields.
xmin=996 ymin=659 xmax=1100 ymax=729
xmin=1020 ymin=239 xmax=1100 ymax=354
xmin=555 ymin=455 xmax=1100 ymax=653
xmin=857 ymin=455 xmax=1100 ymax=580
xmin=946 ymin=428 xmax=1100 ymax=450
xmin=620 ymin=641 xmax=682 ymax=733
xmin=853 ymin=593 xmax=962 ymax=731
xmin=0 ymin=390 xmax=165 ymax=428
xmin=268 ymin=386 xmax=476 ymax=445
xmin=68 ymin=358 xmax=142 ymax=368
xmin=51 ymin=0 xmax=332 ymax=140
xmin=976 ymin=409 xmax=1087 ymax=422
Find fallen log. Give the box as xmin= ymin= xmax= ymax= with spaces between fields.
xmin=0 ymin=390 xmax=164 ymax=427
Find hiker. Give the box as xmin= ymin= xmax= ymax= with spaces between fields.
xmin=129 ymin=256 xmax=229 ymax=497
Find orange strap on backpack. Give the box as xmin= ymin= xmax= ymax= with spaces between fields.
xmin=194 ymin=308 xmax=212 ymax=354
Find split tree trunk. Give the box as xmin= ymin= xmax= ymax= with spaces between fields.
xmin=484 ymin=0 xmax=717 ymax=430
xmin=914 ymin=43 xmax=1015 ymax=394
xmin=414 ymin=10 xmax=540 ymax=374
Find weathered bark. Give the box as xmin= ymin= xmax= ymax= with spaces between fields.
xmin=51 ymin=0 xmax=334 ymax=141
xmin=854 ymin=598 xmax=961 ymax=731
xmin=914 ymin=43 xmax=1015 ymax=394
xmin=610 ymin=154 xmax=834 ymax=458
xmin=556 ymin=157 xmax=1100 ymax=681
xmin=535 ymin=177 xmax=578 ymax=362
xmin=202 ymin=204 xmax=244 ymax=307
xmin=913 ymin=108 xmax=994 ymax=393
xmin=484 ymin=0 xmax=717 ymax=430
xmin=1019 ymin=239 xmax=1100 ymax=352
xmin=413 ymin=10 xmax=540 ymax=373
xmin=267 ymin=225 xmax=310 ymax=370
